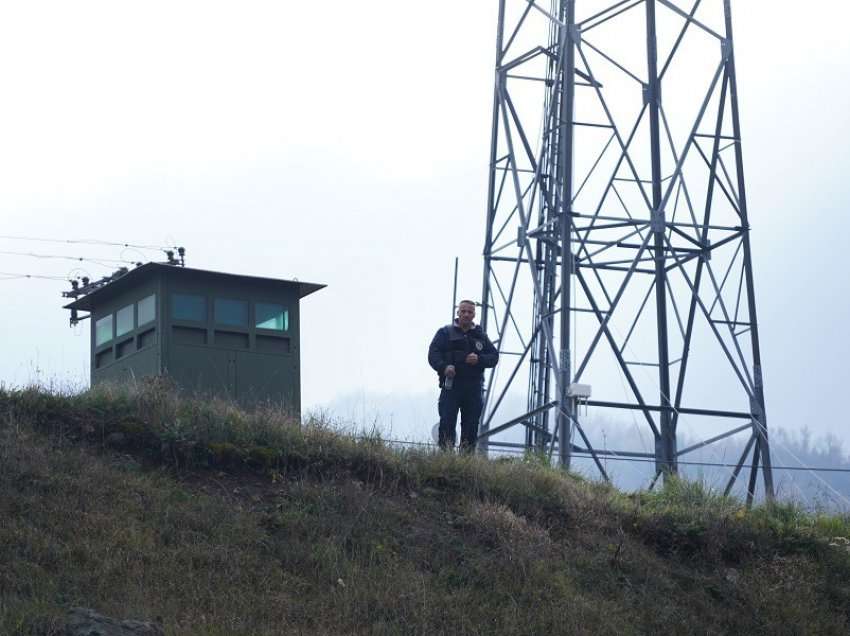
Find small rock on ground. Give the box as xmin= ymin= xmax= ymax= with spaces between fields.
xmin=64 ymin=607 xmax=164 ymax=636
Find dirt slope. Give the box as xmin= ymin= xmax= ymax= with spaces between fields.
xmin=2 ymin=385 xmax=849 ymax=635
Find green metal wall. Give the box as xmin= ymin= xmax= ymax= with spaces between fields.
xmin=89 ymin=268 xmax=303 ymax=415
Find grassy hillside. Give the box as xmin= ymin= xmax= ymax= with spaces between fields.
xmin=2 ymin=382 xmax=850 ymax=635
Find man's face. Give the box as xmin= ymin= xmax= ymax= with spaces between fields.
xmin=457 ymin=302 xmax=476 ymax=328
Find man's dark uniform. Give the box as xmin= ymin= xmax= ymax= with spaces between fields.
xmin=428 ymin=321 xmax=498 ymax=450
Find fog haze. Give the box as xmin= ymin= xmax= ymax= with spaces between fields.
xmin=1 ymin=2 xmax=848 ymax=468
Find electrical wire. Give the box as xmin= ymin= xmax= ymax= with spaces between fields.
xmin=564 ymin=453 xmax=850 ymax=474
xmin=752 ymin=416 xmax=850 ymax=508
xmin=66 ymin=266 xmax=93 ymax=282
xmin=348 ymin=435 xmax=850 ymax=474
xmin=120 ymin=247 xmax=150 ymax=264
xmin=0 ymin=249 xmax=140 ymax=267
xmin=0 ymin=234 xmax=174 ymax=251
xmin=0 ymin=271 xmax=71 ymax=281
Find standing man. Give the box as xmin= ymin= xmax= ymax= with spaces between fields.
xmin=428 ymin=300 xmax=499 ymax=451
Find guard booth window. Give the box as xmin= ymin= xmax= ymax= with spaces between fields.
xmin=138 ymin=294 xmax=156 ymax=326
xmin=116 ymin=305 xmax=134 ymax=337
xmin=256 ymin=303 xmax=288 ymax=331
xmin=95 ymin=314 xmax=113 ymax=346
xmin=172 ymin=293 xmax=207 ymax=322
xmin=215 ymin=298 xmax=248 ymax=327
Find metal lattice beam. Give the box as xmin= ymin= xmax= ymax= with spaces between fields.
xmin=479 ymin=0 xmax=773 ymax=501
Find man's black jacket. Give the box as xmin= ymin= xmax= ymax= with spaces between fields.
xmin=428 ymin=322 xmax=498 ymax=387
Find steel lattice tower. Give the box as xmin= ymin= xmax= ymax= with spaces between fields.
xmin=478 ymin=0 xmax=773 ymax=502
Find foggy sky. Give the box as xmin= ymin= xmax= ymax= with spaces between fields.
xmin=1 ymin=1 xmax=848 ymax=450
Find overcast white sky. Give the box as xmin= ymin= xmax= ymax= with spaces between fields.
xmin=0 ymin=1 xmax=848 ymax=447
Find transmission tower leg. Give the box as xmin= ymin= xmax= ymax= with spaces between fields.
xmin=723 ymin=0 xmax=774 ymax=501
xmin=556 ymin=0 xmax=577 ymax=470
xmin=645 ymin=0 xmax=676 ymax=479
xmin=746 ymin=438 xmax=761 ymax=507
xmin=478 ymin=0 xmax=508 ymax=458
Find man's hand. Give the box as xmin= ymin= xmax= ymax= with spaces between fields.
xmin=465 ymin=353 xmax=479 ymax=365
xmin=444 ymin=365 xmax=456 ymax=378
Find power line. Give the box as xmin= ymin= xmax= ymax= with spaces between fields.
xmin=359 ymin=436 xmax=850 ymax=475
xmin=0 ymin=249 xmax=141 ymax=267
xmin=0 ymin=271 xmax=71 ymax=281
xmin=566 ymin=452 xmax=850 ymax=475
xmin=0 ymin=234 xmax=174 ymax=251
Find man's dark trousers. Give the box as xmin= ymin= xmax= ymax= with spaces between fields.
xmin=438 ymin=379 xmax=483 ymax=451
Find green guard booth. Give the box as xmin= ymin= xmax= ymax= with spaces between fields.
xmin=64 ymin=263 xmax=324 ymax=415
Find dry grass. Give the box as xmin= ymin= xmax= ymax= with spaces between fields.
xmin=2 ymin=382 xmax=850 ymax=635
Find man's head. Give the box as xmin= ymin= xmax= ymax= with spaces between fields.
xmin=456 ymin=300 xmax=476 ymax=330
